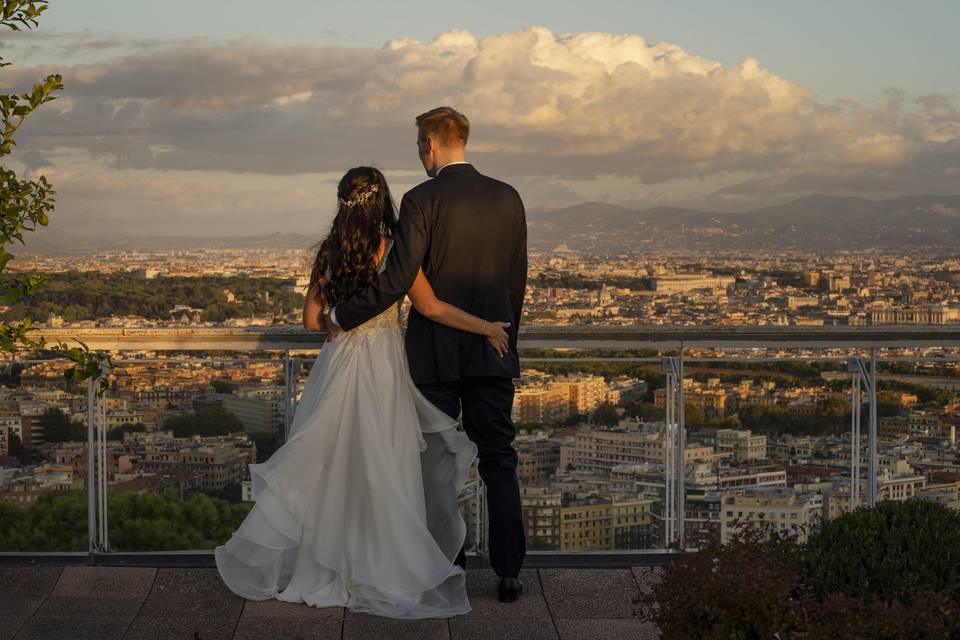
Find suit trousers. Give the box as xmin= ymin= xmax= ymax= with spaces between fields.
xmin=417 ymin=376 xmax=526 ymax=578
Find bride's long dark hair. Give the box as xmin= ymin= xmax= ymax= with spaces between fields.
xmin=309 ymin=167 xmax=397 ymax=308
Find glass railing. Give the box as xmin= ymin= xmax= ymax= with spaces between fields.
xmin=1 ymin=325 xmax=958 ymax=562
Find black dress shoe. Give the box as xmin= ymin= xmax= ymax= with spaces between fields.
xmin=498 ymin=576 xmax=524 ymax=603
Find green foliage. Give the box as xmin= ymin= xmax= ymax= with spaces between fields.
xmin=0 ymin=487 xmax=254 ymax=551
xmin=682 ymin=402 xmax=705 ymax=429
xmin=591 ymin=402 xmax=620 ymax=426
xmin=248 ymin=431 xmax=281 ymax=463
xmin=6 ymin=429 xmax=24 ymax=458
xmin=106 ymin=422 xmax=146 ymax=441
xmin=0 ymin=489 xmax=88 ymax=550
xmin=647 ymin=501 xmax=960 ymax=640
xmin=737 ymin=401 xmax=847 ymax=436
xmin=164 ymin=406 xmax=244 ymax=438
xmin=1 ymin=271 xmax=303 ymax=322
xmin=0 ymin=1 xmax=47 ymax=32
xmin=0 ymin=1 xmax=111 ymax=384
xmin=38 ymin=407 xmax=86 ymax=442
xmin=805 ymin=499 xmax=960 ymax=603
xmin=108 ymin=489 xmax=252 ymax=550
xmin=624 ymin=400 xmax=664 ymax=421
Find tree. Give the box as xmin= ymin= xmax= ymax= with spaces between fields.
xmin=625 ymin=401 xmax=664 ymax=422
xmin=7 ymin=430 xmax=25 ymax=459
xmin=683 ymin=403 xmax=705 ymax=429
xmin=592 ymin=402 xmax=620 ymax=426
xmin=38 ymin=407 xmax=72 ymax=442
xmin=164 ymin=406 xmax=244 ymax=438
xmin=0 ymin=1 xmax=109 ymax=386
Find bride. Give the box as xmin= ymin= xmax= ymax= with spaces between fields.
xmin=214 ymin=166 xmax=511 ymax=618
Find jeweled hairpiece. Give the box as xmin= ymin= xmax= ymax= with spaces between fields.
xmin=338 ymin=184 xmax=379 ymax=208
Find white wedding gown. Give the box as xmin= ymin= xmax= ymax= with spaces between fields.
xmin=215 ymin=245 xmax=478 ymax=618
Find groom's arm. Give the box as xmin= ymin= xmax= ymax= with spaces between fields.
xmin=332 ymin=193 xmax=430 ymax=332
xmin=508 ymin=199 xmax=528 ymax=350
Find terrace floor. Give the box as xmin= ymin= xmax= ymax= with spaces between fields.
xmin=0 ymin=565 xmax=662 ymax=640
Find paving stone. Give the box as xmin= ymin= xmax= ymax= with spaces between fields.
xmin=0 ymin=596 xmax=45 ymax=619
xmin=34 ymin=596 xmax=145 ymax=619
xmin=11 ymin=616 xmax=132 ymax=640
xmin=555 ymin=618 xmax=660 ymax=640
xmin=539 ymin=569 xmax=639 ymax=619
xmin=0 ymin=567 xmax=63 ymax=598
xmin=52 ymin=567 xmax=156 ymax=599
xmin=233 ymin=617 xmax=343 ymax=640
xmin=122 ymin=616 xmax=238 ymax=640
xmin=1 ymin=597 xmax=46 ymax=640
xmin=457 ymin=569 xmax=552 ymax=622
xmin=240 ymin=598 xmax=343 ymax=621
xmin=342 ymin=612 xmax=450 ymax=640
xmin=148 ymin=568 xmax=237 ymax=599
xmin=137 ymin=596 xmax=243 ymax=619
xmin=449 ymin=618 xmax=559 ymax=640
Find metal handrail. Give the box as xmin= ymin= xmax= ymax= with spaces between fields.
xmin=27 ymin=324 xmax=960 ymax=350
xmin=3 ymin=324 xmax=959 ymax=565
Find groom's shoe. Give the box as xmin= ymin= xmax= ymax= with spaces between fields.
xmin=497 ymin=576 xmax=524 ymax=603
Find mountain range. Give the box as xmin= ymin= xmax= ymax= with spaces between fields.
xmin=526 ymin=194 xmax=960 ymax=252
xmin=18 ymin=194 xmax=960 ymax=255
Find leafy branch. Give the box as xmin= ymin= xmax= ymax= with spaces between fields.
xmin=1 ymin=0 xmax=111 ymax=387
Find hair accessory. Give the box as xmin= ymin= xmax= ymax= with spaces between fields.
xmin=338 ymin=184 xmax=379 ymax=208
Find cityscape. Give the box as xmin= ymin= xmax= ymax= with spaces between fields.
xmin=2 ymin=240 xmax=959 ymax=555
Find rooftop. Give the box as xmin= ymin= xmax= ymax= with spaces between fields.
xmin=1 ymin=564 xmax=662 ymax=640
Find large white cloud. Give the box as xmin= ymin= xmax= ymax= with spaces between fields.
xmin=3 ymin=27 xmax=958 ymax=233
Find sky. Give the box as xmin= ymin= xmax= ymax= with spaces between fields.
xmin=1 ymin=0 xmax=959 ymax=235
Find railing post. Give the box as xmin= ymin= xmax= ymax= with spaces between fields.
xmin=848 ymin=360 xmax=861 ymax=511
xmin=283 ymin=351 xmax=292 ymax=442
xmin=87 ymin=368 xmax=110 ymax=553
xmin=661 ymin=359 xmax=673 ymax=547
xmin=99 ymin=378 xmax=108 ymax=551
xmin=868 ymin=348 xmax=878 ymax=507
xmin=848 ymin=354 xmax=878 ymax=509
xmin=290 ymin=358 xmax=301 ymax=416
xmin=661 ymin=355 xmax=685 ymax=548
xmin=677 ymin=348 xmax=685 ymax=542
xmin=86 ymin=377 xmax=96 ymax=553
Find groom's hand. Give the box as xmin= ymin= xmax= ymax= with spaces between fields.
xmin=325 ymin=310 xmax=343 ymax=339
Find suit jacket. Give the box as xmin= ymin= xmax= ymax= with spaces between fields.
xmin=333 ymin=163 xmax=527 ymax=385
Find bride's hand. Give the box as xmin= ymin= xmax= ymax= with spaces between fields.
xmin=483 ymin=321 xmax=511 ymax=357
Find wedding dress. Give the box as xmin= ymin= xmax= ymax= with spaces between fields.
xmin=215 ymin=243 xmax=478 ymax=618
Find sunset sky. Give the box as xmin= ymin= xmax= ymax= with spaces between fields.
xmin=2 ymin=0 xmax=958 ymax=235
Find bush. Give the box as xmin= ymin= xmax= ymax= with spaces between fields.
xmin=806 ymin=590 xmax=960 ymax=640
xmin=806 ymin=499 xmax=960 ymax=602
xmin=645 ymin=523 xmax=808 ymax=640
xmin=647 ymin=501 xmax=960 ymax=640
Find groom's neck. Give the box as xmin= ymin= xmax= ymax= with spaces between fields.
xmin=434 ymin=147 xmax=466 ymax=168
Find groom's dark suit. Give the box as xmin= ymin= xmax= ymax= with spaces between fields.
xmin=332 ymin=163 xmax=527 ymax=578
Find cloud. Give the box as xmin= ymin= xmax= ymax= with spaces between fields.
xmin=3 ymin=27 xmax=959 ymax=232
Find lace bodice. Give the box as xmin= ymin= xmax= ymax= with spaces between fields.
xmin=353 ymin=301 xmax=402 ymax=333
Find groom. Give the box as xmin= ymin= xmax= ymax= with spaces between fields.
xmin=327 ymin=106 xmax=528 ymax=602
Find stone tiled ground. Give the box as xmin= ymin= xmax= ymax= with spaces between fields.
xmin=0 ymin=566 xmax=661 ymax=640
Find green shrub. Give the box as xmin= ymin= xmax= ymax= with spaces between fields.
xmin=805 ymin=499 xmax=960 ymax=602
xmin=647 ymin=501 xmax=960 ymax=640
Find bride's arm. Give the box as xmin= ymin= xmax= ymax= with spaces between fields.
xmin=407 ymin=268 xmax=511 ymax=356
xmin=302 ymin=281 xmax=327 ymax=332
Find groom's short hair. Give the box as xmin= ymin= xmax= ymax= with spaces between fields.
xmin=416 ymin=107 xmax=469 ymax=148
